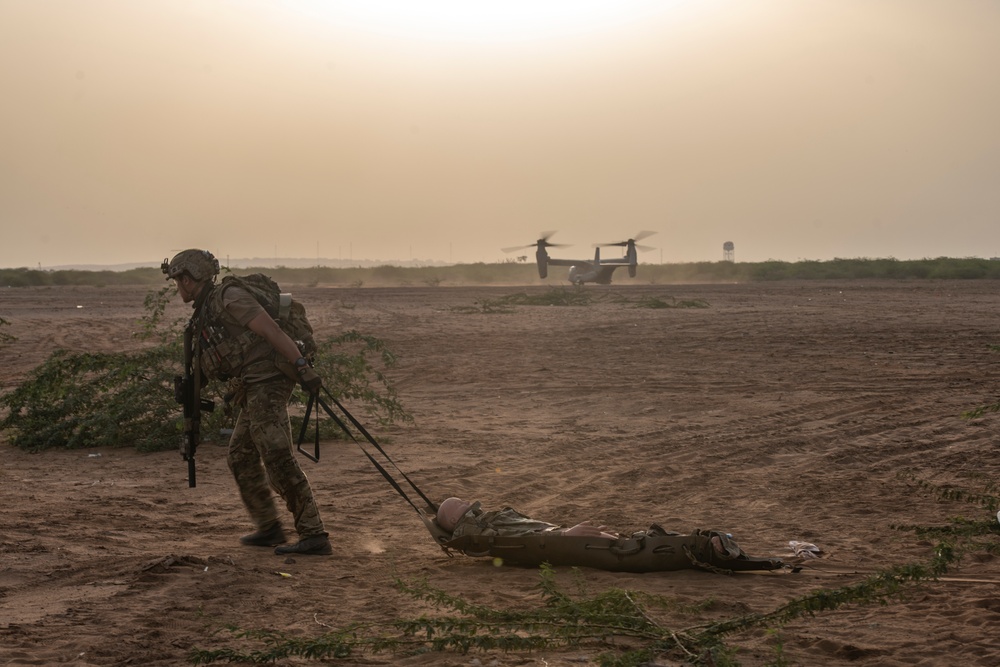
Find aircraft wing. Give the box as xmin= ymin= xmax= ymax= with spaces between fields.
xmin=546 ymin=258 xmax=593 ymax=269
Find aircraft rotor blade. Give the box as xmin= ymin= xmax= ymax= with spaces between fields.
xmin=536 ymin=231 xmax=571 ymax=249
xmin=502 ymin=242 xmax=570 ymax=253
xmin=594 ymin=230 xmax=658 ymax=248
xmin=502 ymin=231 xmax=569 ymax=253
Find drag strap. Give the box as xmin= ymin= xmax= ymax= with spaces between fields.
xmin=310 ymin=388 xmax=437 ymax=515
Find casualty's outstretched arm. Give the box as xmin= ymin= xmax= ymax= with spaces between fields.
xmin=561 ymin=522 xmax=619 ymax=539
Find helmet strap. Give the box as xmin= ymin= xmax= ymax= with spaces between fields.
xmin=191 ymin=280 xmax=214 ymax=311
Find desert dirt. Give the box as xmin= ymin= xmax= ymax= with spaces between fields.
xmin=2 ymin=279 xmax=1000 ymax=666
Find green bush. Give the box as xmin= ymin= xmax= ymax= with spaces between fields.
xmin=0 ymin=346 xmax=182 ymax=451
xmin=0 ymin=317 xmax=15 ymax=345
xmin=0 ymin=288 xmax=410 ymax=452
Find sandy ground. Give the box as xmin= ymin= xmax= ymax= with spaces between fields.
xmin=2 ymin=280 xmax=1000 ymax=666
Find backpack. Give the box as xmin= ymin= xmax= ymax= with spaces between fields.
xmin=218 ymin=274 xmax=317 ymax=357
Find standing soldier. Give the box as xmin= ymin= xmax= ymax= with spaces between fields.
xmin=163 ymin=249 xmax=331 ymax=556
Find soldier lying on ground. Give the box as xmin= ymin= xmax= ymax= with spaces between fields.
xmin=434 ymin=496 xmax=738 ymax=558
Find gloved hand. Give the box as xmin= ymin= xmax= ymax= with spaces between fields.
xmin=298 ymin=367 xmax=323 ymax=394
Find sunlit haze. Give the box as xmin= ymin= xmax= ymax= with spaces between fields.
xmin=1 ymin=0 xmax=998 ymax=268
xmin=276 ymin=0 xmax=678 ymax=42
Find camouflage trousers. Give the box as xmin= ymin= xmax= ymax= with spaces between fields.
xmin=228 ymin=377 xmax=326 ymax=538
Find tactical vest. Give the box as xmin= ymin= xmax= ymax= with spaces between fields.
xmin=194 ymin=275 xmax=317 ymax=382
xmin=217 ymin=274 xmax=317 ymax=357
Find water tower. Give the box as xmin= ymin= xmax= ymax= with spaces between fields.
xmin=723 ymin=241 xmax=735 ymax=262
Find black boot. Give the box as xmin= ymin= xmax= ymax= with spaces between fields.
xmin=274 ymin=533 xmax=332 ymax=556
xmin=240 ymin=523 xmax=287 ymax=547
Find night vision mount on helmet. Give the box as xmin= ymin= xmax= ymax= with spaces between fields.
xmin=162 ymin=249 xmax=221 ymax=282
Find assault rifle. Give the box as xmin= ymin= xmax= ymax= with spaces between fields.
xmin=175 ymin=323 xmax=214 ymax=487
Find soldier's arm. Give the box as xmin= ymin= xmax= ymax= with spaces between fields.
xmin=246 ymin=311 xmax=305 ymax=364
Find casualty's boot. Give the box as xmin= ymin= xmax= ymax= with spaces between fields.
xmin=240 ymin=523 xmax=287 ymax=547
xmin=274 ymin=533 xmax=332 ymax=556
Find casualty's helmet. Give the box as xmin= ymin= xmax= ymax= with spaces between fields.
xmin=161 ymin=249 xmax=220 ymax=282
xmin=436 ymin=497 xmax=474 ymax=532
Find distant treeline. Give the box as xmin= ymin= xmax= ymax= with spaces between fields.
xmin=2 ymin=257 xmax=1000 ymax=288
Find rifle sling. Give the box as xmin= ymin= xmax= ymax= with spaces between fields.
xmin=184 ymin=299 xmax=209 ymax=488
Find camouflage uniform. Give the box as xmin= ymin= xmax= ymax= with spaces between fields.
xmin=447 ymin=504 xmax=763 ymax=571
xmin=450 ymin=502 xmax=562 ymax=538
xmin=200 ymin=283 xmax=326 ymax=540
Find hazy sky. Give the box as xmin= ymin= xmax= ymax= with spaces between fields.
xmin=2 ymin=0 xmax=999 ymax=268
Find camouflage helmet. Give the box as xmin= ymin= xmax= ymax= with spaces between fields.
xmin=161 ymin=249 xmax=220 ymax=282
xmin=436 ymin=497 xmax=474 ymax=532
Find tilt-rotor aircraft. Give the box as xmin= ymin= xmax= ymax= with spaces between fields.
xmin=502 ymin=231 xmax=656 ymax=285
